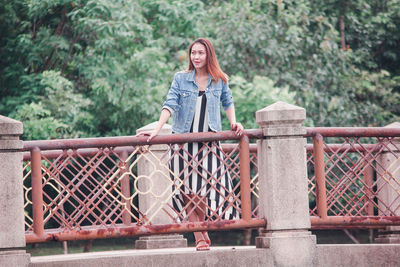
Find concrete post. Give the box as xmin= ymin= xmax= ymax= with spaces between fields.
xmin=135 ymin=122 xmax=187 ymax=249
xmin=254 ymin=102 xmax=316 ymax=266
xmin=375 ymin=122 xmax=400 ymax=243
xmin=0 ymin=115 xmax=30 ymax=266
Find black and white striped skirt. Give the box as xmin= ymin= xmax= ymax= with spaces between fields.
xmin=169 ymin=92 xmax=239 ymax=221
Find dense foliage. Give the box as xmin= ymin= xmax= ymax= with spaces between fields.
xmin=1 ymin=0 xmax=400 ymax=140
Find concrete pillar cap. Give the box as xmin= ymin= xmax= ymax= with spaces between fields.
xmin=385 ymin=122 xmax=400 ymax=128
xmin=255 ymin=101 xmax=306 ymax=136
xmin=136 ymin=122 xmax=172 ymax=135
xmin=0 ymin=115 xmax=23 ymax=136
xmin=384 ymin=122 xmax=400 ymax=145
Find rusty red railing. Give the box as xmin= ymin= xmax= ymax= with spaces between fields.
xmin=306 ymin=127 xmax=400 ymax=228
xmin=22 ymin=130 xmax=264 ymax=243
xmin=22 ymin=127 xmax=400 ymax=243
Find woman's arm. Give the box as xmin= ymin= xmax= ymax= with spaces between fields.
xmin=225 ymin=106 xmax=243 ymax=136
xmin=137 ymin=73 xmax=181 ymax=141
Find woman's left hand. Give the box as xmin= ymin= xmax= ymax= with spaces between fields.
xmin=231 ymin=122 xmax=244 ymax=136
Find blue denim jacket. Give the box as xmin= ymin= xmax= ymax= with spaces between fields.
xmin=162 ymin=69 xmax=234 ymax=133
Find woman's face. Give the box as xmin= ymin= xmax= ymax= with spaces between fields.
xmin=191 ymin=43 xmax=207 ymax=70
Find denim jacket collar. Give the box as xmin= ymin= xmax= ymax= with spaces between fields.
xmin=186 ymin=69 xmax=196 ymax=82
xmin=186 ymin=69 xmax=213 ymax=87
xmin=162 ymin=70 xmax=234 ymax=133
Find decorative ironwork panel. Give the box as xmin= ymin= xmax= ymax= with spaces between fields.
xmin=307 ymin=148 xmax=317 ymax=216
xmin=249 ymin=151 xmax=259 ymax=218
xmin=320 ymin=137 xmax=400 ymax=217
xmin=23 ymin=161 xmax=33 ymax=231
xmin=23 ymin=140 xmax=260 ymax=235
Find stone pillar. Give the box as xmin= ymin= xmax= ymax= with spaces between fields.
xmin=375 ymin=122 xmax=400 ymax=243
xmin=135 ymin=122 xmax=187 ymax=249
xmin=0 ymin=115 xmax=30 ymax=266
xmin=254 ymin=102 xmax=316 ymax=266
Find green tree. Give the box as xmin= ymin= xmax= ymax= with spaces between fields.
xmin=1 ymin=0 xmax=400 ymax=140
xmin=202 ymin=0 xmax=400 ymax=126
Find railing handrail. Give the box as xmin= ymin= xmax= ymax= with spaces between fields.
xmin=306 ymin=127 xmax=400 ymax=137
xmin=22 ymin=127 xmax=400 ymax=152
xmin=22 ymin=129 xmax=264 ymax=151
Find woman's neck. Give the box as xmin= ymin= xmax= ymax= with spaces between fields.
xmin=195 ymin=67 xmax=208 ymax=77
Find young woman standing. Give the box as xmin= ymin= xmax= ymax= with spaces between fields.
xmin=140 ymin=38 xmax=243 ymax=251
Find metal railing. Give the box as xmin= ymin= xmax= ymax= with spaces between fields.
xmin=307 ymin=127 xmax=400 ymax=228
xmin=22 ymin=130 xmax=265 ymax=243
xmin=22 ymin=127 xmax=400 ymax=243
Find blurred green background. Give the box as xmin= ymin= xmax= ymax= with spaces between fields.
xmin=2 ymin=0 xmax=400 ymax=140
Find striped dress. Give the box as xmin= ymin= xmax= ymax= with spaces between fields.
xmin=170 ymin=91 xmax=239 ymax=221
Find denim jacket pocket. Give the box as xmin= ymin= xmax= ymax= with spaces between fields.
xmin=211 ymin=89 xmax=222 ymax=97
xmin=179 ymin=90 xmax=191 ymax=104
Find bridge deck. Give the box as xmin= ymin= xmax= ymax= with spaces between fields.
xmin=30 ymin=244 xmax=400 ymax=267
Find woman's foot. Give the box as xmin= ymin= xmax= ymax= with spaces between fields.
xmin=202 ymin=231 xmax=211 ymax=245
xmin=194 ymin=231 xmax=210 ymax=251
xmin=196 ymin=239 xmax=210 ymax=251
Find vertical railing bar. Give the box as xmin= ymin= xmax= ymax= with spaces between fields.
xmin=31 ymin=147 xmax=44 ymax=237
xmin=363 ymin=152 xmax=374 ymax=216
xmin=313 ymin=133 xmax=328 ymax=219
xmin=120 ymin=150 xmax=131 ymax=225
xmin=239 ymin=135 xmax=251 ymax=221
xmin=55 ymin=161 xmax=69 ymax=253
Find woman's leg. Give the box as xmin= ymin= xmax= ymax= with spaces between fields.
xmin=184 ymin=194 xmax=209 ymax=249
xmin=193 ymin=196 xmax=211 ymax=245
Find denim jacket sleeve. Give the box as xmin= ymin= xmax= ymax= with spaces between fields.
xmin=221 ymin=81 xmax=234 ymax=111
xmin=162 ymin=73 xmax=180 ymax=115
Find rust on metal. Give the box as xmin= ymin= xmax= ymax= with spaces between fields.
xmin=25 ymin=219 xmax=266 ymax=243
xmin=311 ymin=216 xmax=400 ymax=228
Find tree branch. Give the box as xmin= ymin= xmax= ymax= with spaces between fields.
xmin=339 ymin=1 xmax=349 ymax=51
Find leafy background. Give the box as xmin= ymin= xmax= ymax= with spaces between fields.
xmin=1 ymin=0 xmax=400 ymax=140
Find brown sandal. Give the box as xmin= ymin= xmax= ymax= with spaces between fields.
xmin=202 ymin=231 xmax=211 ymax=245
xmin=196 ymin=240 xmax=210 ymax=251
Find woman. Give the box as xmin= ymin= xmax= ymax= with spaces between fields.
xmin=140 ymin=38 xmax=243 ymax=251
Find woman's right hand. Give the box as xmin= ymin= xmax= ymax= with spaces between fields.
xmin=135 ymin=129 xmax=159 ymax=142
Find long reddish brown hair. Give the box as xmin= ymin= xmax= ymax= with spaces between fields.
xmin=187 ymin=38 xmax=228 ymax=84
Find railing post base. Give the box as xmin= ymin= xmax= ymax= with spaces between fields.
xmin=375 ymin=230 xmax=400 ymax=244
xmin=135 ymin=234 xmax=187 ymax=249
xmin=0 ymin=115 xmax=30 ymax=266
xmin=0 ymin=250 xmax=30 ymax=267
xmin=256 ymin=230 xmax=316 ymax=265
